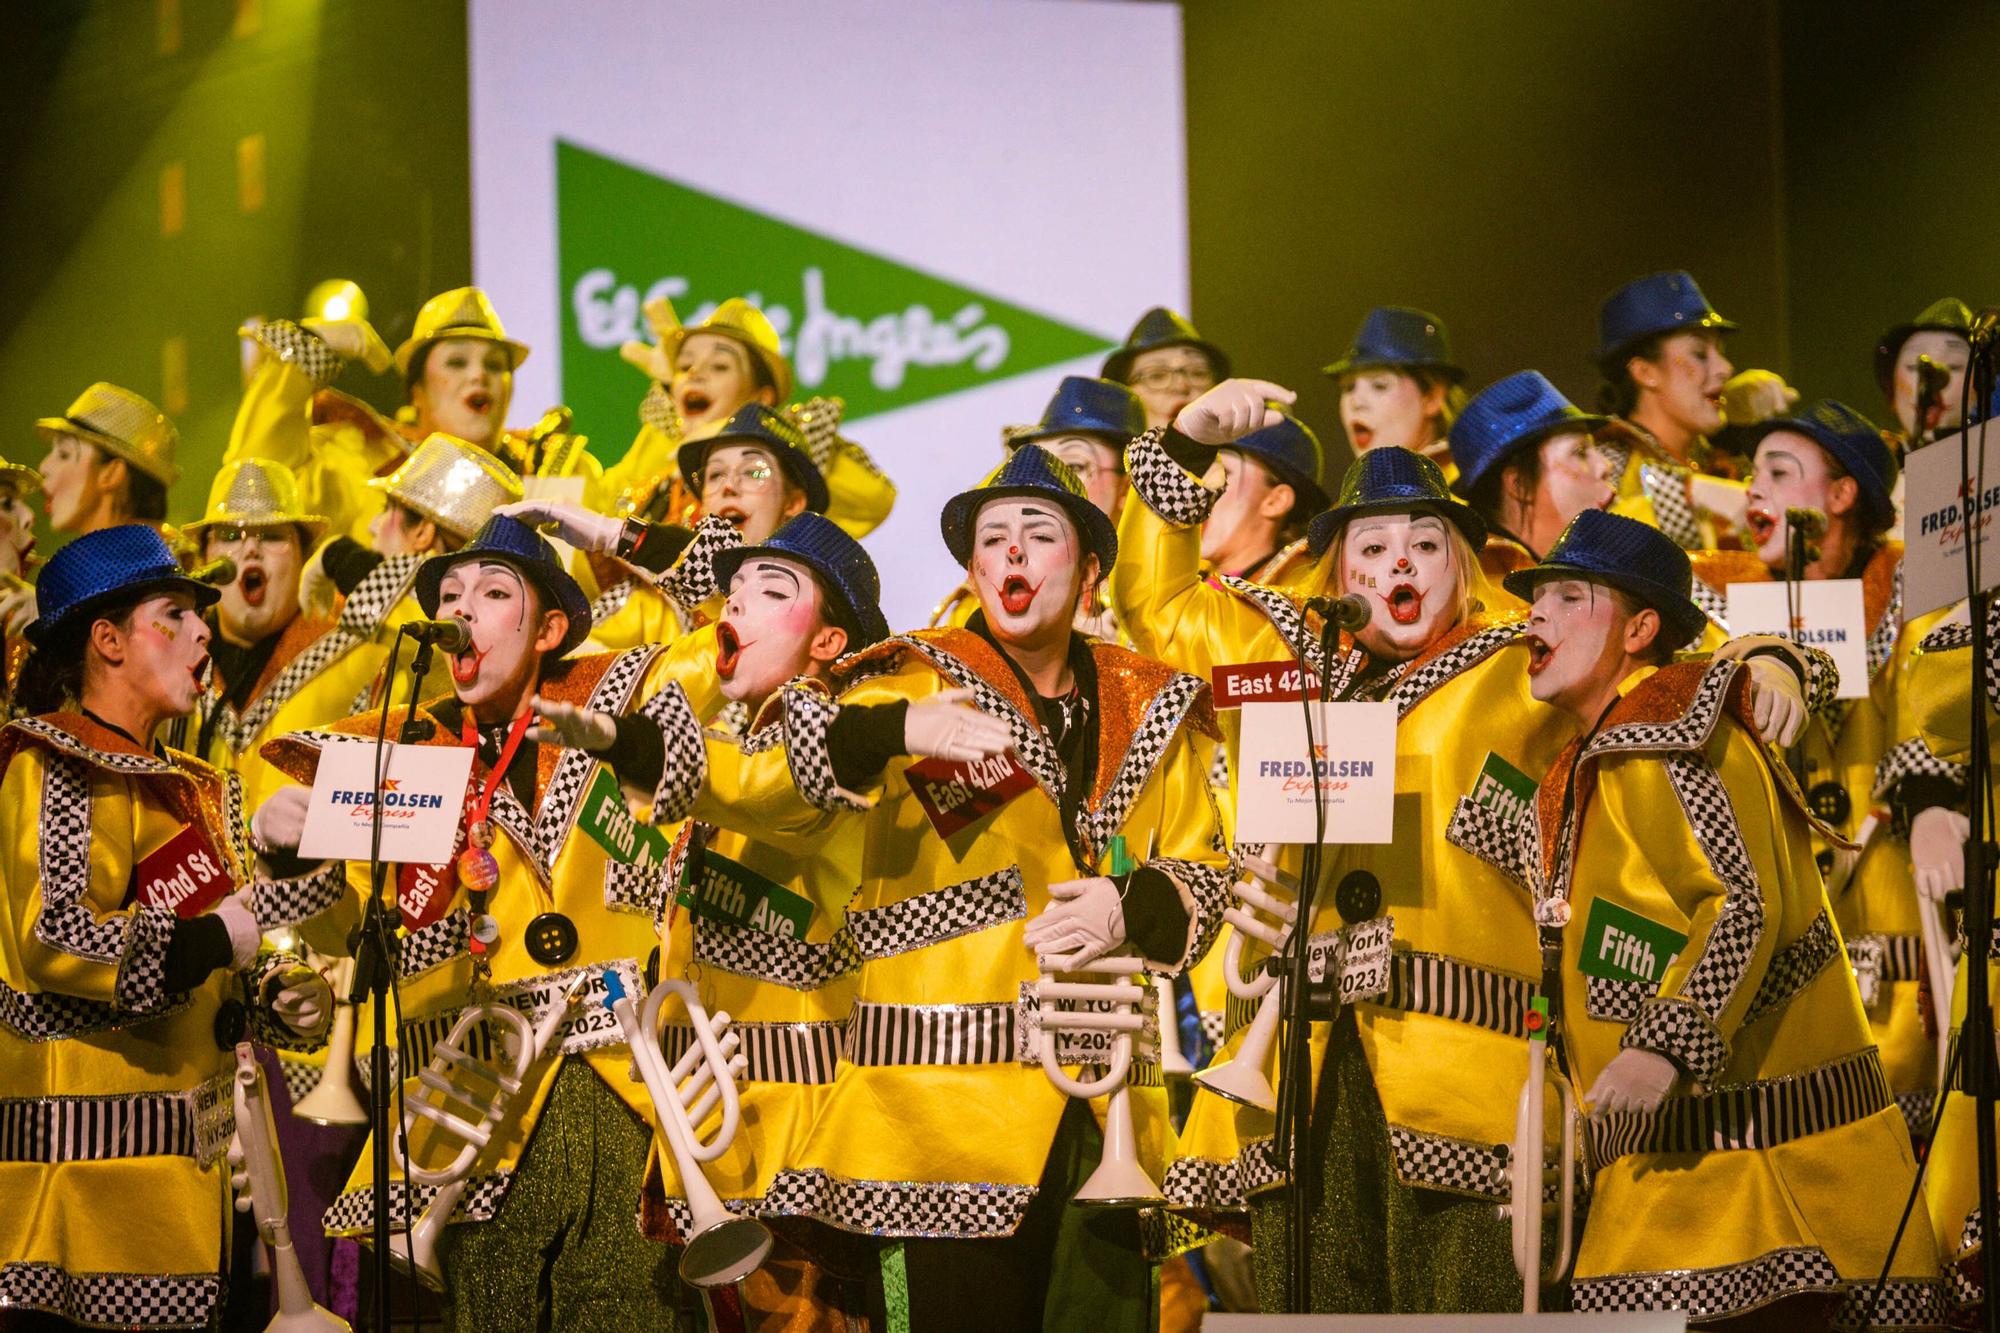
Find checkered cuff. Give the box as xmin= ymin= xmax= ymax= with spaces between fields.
xmin=781 ymin=684 xmax=872 ymax=814
xmin=1874 ymin=735 xmax=1968 ymax=804
xmin=1147 ymin=857 xmax=1234 ymax=972
xmin=1622 ymin=995 xmax=1730 ymax=1084
xmin=243 ymin=950 xmax=328 ymax=1052
xmin=243 ymin=318 xmax=345 ymax=389
xmin=112 ymin=905 xmax=178 ymax=1014
xmin=788 ymin=396 xmax=846 ymax=471
xmin=638 ymin=680 xmax=706 ymax=822
xmin=246 ymin=860 xmax=347 ymax=932
xmin=1719 ymin=637 xmax=1838 ymax=719
xmin=638 ymin=380 xmax=681 ymax=438
xmin=653 ymin=514 xmax=740 ymax=610
xmin=1128 ymin=427 xmax=1219 ymax=527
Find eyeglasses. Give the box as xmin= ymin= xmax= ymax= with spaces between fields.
xmin=209 ymin=525 xmax=295 ymax=547
xmin=702 ymin=461 xmax=777 ymax=493
xmin=1131 ymin=365 xmax=1215 ymax=392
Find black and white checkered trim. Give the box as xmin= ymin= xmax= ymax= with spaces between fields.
xmin=1381 ymin=951 xmax=1536 ymax=1039
xmin=841 ymin=1000 xmax=1019 ymax=1067
xmin=246 ymin=317 xmax=345 ymax=387
xmin=221 ymin=769 xmax=250 ymax=874
xmin=396 ymin=908 xmax=470 ymax=979
xmin=603 ymin=857 xmax=671 ymax=920
xmin=1587 ymin=1046 xmax=1889 ymax=1165
xmin=1585 ymin=975 xmax=1650 ymax=1023
xmin=1863 ymin=562 xmax=1904 ymax=684
xmin=324 ymin=1171 xmax=513 ymax=1236
xmin=1126 ymin=427 xmax=1218 ymax=527
xmin=1163 ymin=1148 xmax=1259 ymax=1213
xmin=1582 ymin=659 xmax=1741 ymax=762
xmin=589 ymin=577 xmax=637 ymax=626
xmin=1873 ymin=735 xmax=1967 ymax=801
xmin=1744 ymin=909 xmax=1840 ymax=1025
xmin=9 ymin=717 xmax=180 ymax=773
xmin=654 ymin=514 xmax=741 ymax=612
xmin=758 ymin=1166 xmax=1037 ymax=1239
xmin=662 ymin=1019 xmax=841 ymax=1084
xmin=1690 ymin=575 xmax=1730 ymax=632
xmin=246 ymin=859 xmax=347 ymax=931
xmin=0 ymin=980 xmax=192 ymax=1042
xmin=277 ymin=1051 xmax=321 ymax=1106
xmin=1077 ymin=669 xmax=1209 ymax=856
xmin=1895 ymin=1090 xmax=1939 ymax=1142
xmin=207 ymin=624 xmax=366 ymax=757
xmin=1638 ymin=460 xmax=1702 ymax=549
xmin=0 ymin=1261 xmax=224 ymax=1330
xmin=891 ymin=637 xmax=1066 ymax=802
xmin=1444 ymin=795 xmax=1534 ymax=888
xmin=638 ymin=677 xmax=705 ymax=824
xmin=1835 ymin=1275 xmax=1949 ymax=1331
xmin=533 ymin=648 xmax=658 ymax=866
xmin=1215 ymin=576 xmax=1317 ymax=671
xmin=34 ymin=749 xmax=124 ymax=965
xmin=1574 ymin=1245 xmax=1841 ymax=1318
xmin=1388 ymin=1125 xmax=1510 ymax=1200
xmin=788 ymin=396 xmax=846 ymax=471
xmin=844 ymin=867 xmax=1026 ymax=960
xmin=243 ymin=950 xmax=329 ymax=1053
xmin=339 ymin=551 xmax=423 ymax=638
xmin=776 ymin=682 xmax=867 ymax=813
xmin=691 ymin=914 xmax=861 ymax=991
xmin=116 ymin=906 xmax=177 ymax=1016
xmin=1384 ymin=622 xmax=1526 ymax=719
xmin=0 ymin=1069 xmax=234 ymax=1165
xmin=1622 ymin=996 xmax=1730 ymax=1085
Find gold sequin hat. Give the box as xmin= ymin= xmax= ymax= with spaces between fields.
xmin=0 ymin=453 xmax=41 ymax=496
xmin=34 ymin=382 xmax=181 ymax=487
xmin=393 ymin=286 xmax=531 ymax=380
xmin=181 ymin=459 xmax=328 ymax=542
xmin=369 ymin=433 xmax=524 ymax=542
xmin=659 ymin=297 xmax=794 ymax=404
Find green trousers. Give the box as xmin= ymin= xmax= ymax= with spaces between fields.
xmin=434 ymin=1059 xmax=700 ymax=1333
xmin=1250 ymin=1012 xmax=1526 ymax=1314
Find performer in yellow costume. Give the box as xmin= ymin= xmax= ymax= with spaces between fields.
xmin=0 ymin=525 xmax=333 ymax=1328
xmin=660 ymin=445 xmax=1232 ymax=1332
xmin=1591 ymin=270 xmax=1751 ymax=549
xmin=1323 ymin=306 xmax=1467 ymax=480
xmin=253 ymin=514 xmax=708 ymax=1331
xmin=1101 ymin=306 xmax=1231 ymax=430
xmin=34 ymin=382 xmax=181 ymax=545
xmin=1509 ymin=509 xmax=1942 ymax=1327
xmin=1448 ymin=370 xmax=1617 ymax=585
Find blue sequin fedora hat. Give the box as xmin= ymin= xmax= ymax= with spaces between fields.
xmin=1009 ymin=377 xmax=1145 ymax=450
xmin=676 ymin=404 xmax=831 ymax=516
xmin=416 ymin=514 xmax=593 ymax=656
xmin=1503 ymin=508 xmax=1709 ymax=646
xmin=1307 ymin=446 xmax=1486 ymax=557
xmin=1594 ymin=270 xmax=1737 ymax=370
xmin=1101 ymin=307 xmax=1232 ymax=384
xmin=27 ymin=524 xmax=219 ymax=648
xmin=1449 ymin=371 xmax=1612 ymax=494
xmin=941 ymin=444 xmax=1119 ymax=573
xmin=1230 ymin=414 xmax=1329 ymax=514
xmin=712 ymin=511 xmax=891 ymax=648
xmin=1742 ymin=399 xmax=1899 ymax=534
xmin=1322 ymin=306 xmax=1465 ymax=383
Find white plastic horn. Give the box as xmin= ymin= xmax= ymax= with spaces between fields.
xmin=292 ymin=958 xmax=367 ymax=1126
xmin=1035 ymin=954 xmax=1163 ymax=1207
xmin=606 ymin=971 xmax=774 ymax=1288
xmin=1191 ymin=850 xmax=1298 ymax=1113
xmin=228 ymin=1044 xmax=351 ymax=1332
xmin=1496 ymin=1006 xmax=1578 ymax=1314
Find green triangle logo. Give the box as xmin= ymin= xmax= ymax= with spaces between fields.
xmin=555 ymin=139 xmax=1117 ymax=452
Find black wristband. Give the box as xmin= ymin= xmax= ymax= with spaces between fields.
xmin=626 ymin=522 xmax=695 ymax=575
xmin=828 ymin=700 xmax=911 ymax=790
xmin=162 ymin=914 xmax=233 ymax=992
xmin=320 ymin=537 xmax=383 ymax=597
xmin=1160 ymin=426 xmax=1219 ymax=478
xmin=600 ymin=711 xmax=668 ymax=796
xmin=1117 ymin=865 xmax=1193 ymax=967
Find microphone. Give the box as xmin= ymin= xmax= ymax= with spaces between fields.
xmin=1305 ymin=593 xmax=1371 ymax=631
xmin=1784 ymin=507 xmax=1827 ymax=540
xmin=404 ymin=618 xmax=472 ymax=653
xmin=1916 ymin=355 xmax=1952 ymax=397
xmin=191 ymin=556 xmax=236 ymax=586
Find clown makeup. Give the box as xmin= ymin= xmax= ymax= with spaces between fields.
xmin=1339 ymin=370 xmax=1443 ymax=455
xmin=0 ymin=484 xmax=35 ymax=578
xmin=207 ymin=524 xmax=303 ymax=647
xmin=1127 ymin=346 xmax=1217 ymax=428
xmin=413 ymin=338 xmax=512 ymax=447
xmin=1200 ymin=449 xmax=1287 ymax=572
xmin=1892 ymin=329 xmax=1971 ymax=439
xmin=674 ymin=333 xmax=773 ymax=435
xmin=1338 ymin=512 xmax=1462 ymax=661
xmin=433 ymin=560 xmax=567 ymax=722
xmin=1633 ymin=330 xmax=1732 ymax=443
xmin=700 ymin=443 xmax=805 ymax=544
xmin=1524 ymin=579 xmax=1644 ymax=719
xmin=716 ymin=557 xmax=842 ymax=704
xmin=38 ymin=435 xmax=118 ymax=534
xmin=971 ymin=498 xmax=1092 ymax=647
xmin=107 ymin=590 xmax=213 ymax=726
xmin=1744 ymin=431 xmax=1850 ymax=569
xmin=1528 ymin=431 xmax=1615 ymax=550
xmin=1042 ymin=435 xmax=1127 ymax=520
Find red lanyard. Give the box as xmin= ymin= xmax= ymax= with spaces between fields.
xmin=461 ymin=710 xmax=534 ymax=827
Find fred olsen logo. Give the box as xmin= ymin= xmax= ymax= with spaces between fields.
xmin=332 ymin=777 xmax=449 ymax=822
xmin=1259 ymin=745 xmax=1374 ymax=795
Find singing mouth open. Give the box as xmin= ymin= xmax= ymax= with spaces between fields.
xmin=715 ymin=621 xmax=749 ymax=681
xmin=999 ymin=574 xmax=1040 ymax=616
xmin=450 ymin=644 xmax=487 ymax=685
xmin=239 ymin=566 xmax=267 ymax=607
xmin=678 ymin=387 xmax=714 ymax=418
xmin=1349 ymin=423 xmax=1375 ymax=450
xmin=189 ymin=655 xmax=211 ymax=690
xmin=1385 ymin=581 xmax=1423 ymax=625
xmin=1526 ymin=634 xmax=1555 ymax=677
xmin=464 ymin=390 xmax=494 ymax=415
xmin=1746 ymin=508 xmax=1778 ymax=546
xmin=712 ymin=505 xmax=749 ymax=530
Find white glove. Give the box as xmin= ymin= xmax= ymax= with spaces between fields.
xmin=301 ymin=316 xmax=393 ymax=374
xmin=211 ymin=896 xmax=263 ymax=971
xmin=0 ymin=586 xmax=36 ymax=637
xmin=1173 ymin=379 xmax=1297 ymax=446
xmin=262 ymin=963 xmax=333 ymax=1041
xmin=1743 ymin=655 xmax=1807 ymax=749
xmin=1911 ymin=807 xmax=1971 ymax=903
xmin=1586 ymin=1047 xmax=1679 ymax=1116
xmin=617 ymin=295 xmax=682 ymax=381
xmin=297 ymin=541 xmax=336 ymax=620
xmin=1719 ymin=369 xmax=1799 ymax=428
xmin=250 ymin=785 xmax=311 ymax=857
xmin=902 ymin=688 xmax=1012 ymax=763
xmin=527 ymin=694 xmax=617 ymax=752
xmin=494 ymin=497 xmax=624 ymax=555
xmin=1024 ymin=876 xmax=1129 ymax=970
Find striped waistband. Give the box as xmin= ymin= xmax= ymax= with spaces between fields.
xmin=1847 ymin=931 xmax=1923 ymax=985
xmin=0 ymin=1070 xmax=234 ymax=1168
xmin=1378 ymin=949 xmax=1535 ymax=1039
xmin=663 ymin=1020 xmax=842 ymax=1085
xmin=1587 ymin=1047 xmax=1890 ymax=1165
xmin=840 ymin=998 xmax=1162 ymax=1087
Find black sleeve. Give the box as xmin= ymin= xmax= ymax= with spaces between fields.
xmin=626 ymin=523 xmax=696 ymax=575
xmin=1160 ymin=426 xmax=1219 ymax=478
xmin=256 ymin=846 xmax=322 ymax=881
xmin=1891 ymin=773 xmax=1968 ymax=835
xmin=320 ymin=537 xmax=384 ymax=596
xmin=1117 ymin=866 xmax=1193 ymax=967
xmin=162 ymin=914 xmax=234 ymax=991
xmin=599 ymin=712 xmax=668 ymax=797
xmin=827 ymin=700 xmax=911 ymax=790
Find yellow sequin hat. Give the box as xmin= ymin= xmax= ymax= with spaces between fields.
xmin=369 ymin=433 xmax=524 ymax=542
xmin=659 ymin=296 xmax=794 ymax=403
xmin=393 ymin=286 xmax=532 ymax=380
xmin=181 ymin=459 xmax=328 ymax=542
xmin=34 ymin=382 xmax=181 ymax=487
xmin=0 ymin=453 xmax=41 ymax=496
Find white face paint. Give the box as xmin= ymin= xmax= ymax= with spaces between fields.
xmin=433 ymin=560 xmax=564 ymax=719
xmin=969 ymin=497 xmax=1090 ymax=647
xmin=115 ymin=591 xmax=214 ymax=721
xmin=716 ymin=557 xmax=829 ymax=704
xmin=1892 ymin=329 xmax=1971 ymax=438
xmin=1743 ymin=431 xmax=1840 ymax=568
xmin=1636 ymin=330 xmax=1732 ymax=437
xmin=413 ymin=338 xmax=512 ymax=447
xmin=1339 ymin=370 xmax=1439 ymax=453
xmin=207 ymin=525 xmax=303 ymax=646
xmin=1524 ymin=578 xmax=1628 ymax=713
xmin=1337 ymin=512 xmax=1461 ymax=660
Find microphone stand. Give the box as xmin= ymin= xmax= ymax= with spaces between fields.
xmin=353 ymin=626 xmax=437 ymax=1331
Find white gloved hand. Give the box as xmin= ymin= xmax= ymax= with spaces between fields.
xmin=211 ymin=896 xmax=263 ymax=971
xmin=0 ymin=586 xmax=36 ymax=637
xmin=297 ymin=540 xmax=336 ymax=620
xmin=527 ymin=694 xmax=617 ymax=753
xmin=1719 ymin=369 xmax=1799 ymax=428
xmin=300 ymin=316 xmax=393 ymax=374
xmin=1911 ymin=807 xmax=1971 ymax=903
xmin=902 ymin=688 xmax=1012 ymax=763
xmin=618 ymin=296 xmax=682 ymax=381
xmin=494 ymin=498 xmax=624 ymax=555
xmin=1743 ymin=655 xmax=1807 ymax=749
xmin=1024 ymin=876 xmax=1129 ymax=970
xmin=250 ymin=786 xmax=311 ymax=857
xmin=1173 ymin=379 xmax=1298 ymax=446
xmin=262 ymin=964 xmax=333 ymax=1041
xmin=1586 ymin=1047 xmax=1679 ymax=1116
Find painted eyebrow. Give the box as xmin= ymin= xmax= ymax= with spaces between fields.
xmin=746 ymin=561 xmax=802 ymax=592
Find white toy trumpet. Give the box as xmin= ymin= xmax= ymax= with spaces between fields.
xmin=603 ymin=970 xmax=773 ymax=1288
xmin=1034 ymin=952 xmax=1163 ymax=1207
xmin=1496 ymin=997 xmax=1578 ymax=1314
xmin=228 ymin=1043 xmax=351 ymax=1332
xmin=1191 ymin=849 xmax=1298 ymax=1113
xmin=292 ymin=957 xmax=367 ymax=1126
